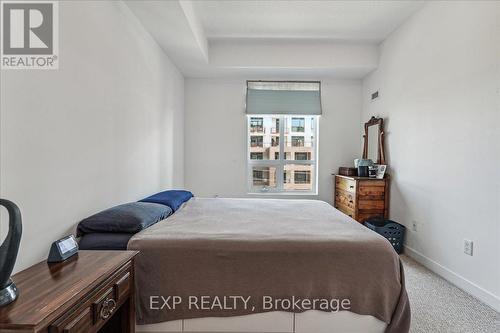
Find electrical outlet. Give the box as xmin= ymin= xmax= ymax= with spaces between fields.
xmin=411 ymin=220 xmax=418 ymax=232
xmin=464 ymin=239 xmax=474 ymax=256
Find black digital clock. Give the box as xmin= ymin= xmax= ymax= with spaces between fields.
xmin=47 ymin=235 xmax=79 ymax=263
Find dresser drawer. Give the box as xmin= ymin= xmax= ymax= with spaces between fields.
xmin=357 ymin=212 xmax=384 ymax=223
xmin=358 ymin=199 xmax=385 ymax=210
xmin=333 ymin=175 xmax=389 ymax=223
xmin=358 ymin=182 xmax=385 ymax=199
xmin=336 ymin=203 xmax=355 ymax=219
xmin=335 ymin=189 xmax=356 ymax=209
xmin=335 ymin=177 xmax=356 ymax=193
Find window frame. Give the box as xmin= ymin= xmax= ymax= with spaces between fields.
xmin=247 ymin=114 xmax=319 ymax=195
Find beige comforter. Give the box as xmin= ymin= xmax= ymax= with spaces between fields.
xmin=128 ymin=198 xmax=410 ymax=333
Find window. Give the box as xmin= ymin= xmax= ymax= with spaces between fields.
xmin=250 ymin=136 xmax=263 ymax=147
xmin=248 ymin=115 xmax=318 ymax=193
xmin=294 ymin=171 xmax=311 ymax=184
xmin=272 ymin=118 xmax=279 ymax=134
xmin=251 ymin=152 xmax=263 ymax=160
xmin=295 ymin=152 xmax=310 ymax=160
xmin=252 ymin=169 xmax=267 ymax=185
xmin=252 ymin=167 xmax=277 ymax=188
xmin=250 ymin=117 xmax=263 ymax=133
xmin=291 ymin=136 xmax=304 ymax=147
xmin=291 ymin=118 xmax=305 ymax=132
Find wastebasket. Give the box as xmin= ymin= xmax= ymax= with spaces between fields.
xmin=364 ymin=218 xmax=406 ymax=254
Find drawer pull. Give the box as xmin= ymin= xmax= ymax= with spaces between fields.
xmin=349 ymin=185 xmax=354 ymax=189
xmin=100 ymin=298 xmax=117 ymax=320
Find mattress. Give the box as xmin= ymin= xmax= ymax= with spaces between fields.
xmin=128 ymin=197 xmax=410 ymax=333
xmin=137 ymin=310 xmax=388 ymax=333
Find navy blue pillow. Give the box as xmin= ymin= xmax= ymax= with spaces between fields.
xmin=139 ymin=190 xmax=193 ymax=212
xmin=79 ymin=233 xmax=133 ymax=250
xmin=77 ymin=202 xmax=172 ymax=236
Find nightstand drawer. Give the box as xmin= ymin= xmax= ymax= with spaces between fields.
xmin=93 ymin=265 xmax=132 ymax=325
xmin=93 ymin=287 xmax=116 ymax=326
xmin=49 ymin=260 xmax=133 ymax=333
xmin=61 ymin=307 xmax=92 ymax=333
xmin=2 ymin=251 xmax=137 ymax=333
xmin=115 ymin=271 xmax=131 ymax=301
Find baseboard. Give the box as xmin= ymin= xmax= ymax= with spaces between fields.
xmin=404 ymin=245 xmax=500 ymax=312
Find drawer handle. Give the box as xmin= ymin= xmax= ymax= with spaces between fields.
xmin=349 ymin=185 xmax=354 ymax=189
xmin=349 ymin=200 xmax=353 ymax=203
xmin=100 ymin=298 xmax=117 ymax=320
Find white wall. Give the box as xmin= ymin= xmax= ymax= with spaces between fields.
xmin=362 ymin=1 xmax=500 ymax=310
xmin=184 ymin=78 xmax=362 ymax=204
xmin=0 ymin=1 xmax=184 ymax=272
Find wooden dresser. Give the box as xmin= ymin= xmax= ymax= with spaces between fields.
xmin=0 ymin=250 xmax=138 ymax=333
xmin=334 ymin=174 xmax=390 ymax=223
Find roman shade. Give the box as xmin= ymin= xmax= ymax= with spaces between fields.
xmin=246 ymin=81 xmax=322 ymax=115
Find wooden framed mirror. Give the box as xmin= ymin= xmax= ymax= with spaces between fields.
xmin=362 ymin=116 xmax=386 ymax=165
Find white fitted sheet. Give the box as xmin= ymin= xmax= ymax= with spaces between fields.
xmin=136 ymin=310 xmax=387 ymax=333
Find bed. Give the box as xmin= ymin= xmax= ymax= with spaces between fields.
xmin=127 ymin=197 xmax=410 ymax=333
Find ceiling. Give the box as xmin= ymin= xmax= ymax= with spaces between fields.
xmin=125 ymin=0 xmax=426 ymax=78
xmin=193 ymin=0 xmax=425 ymax=41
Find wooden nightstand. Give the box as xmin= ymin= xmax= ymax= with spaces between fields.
xmin=333 ymin=174 xmax=390 ymax=223
xmin=0 ymin=250 xmax=138 ymax=333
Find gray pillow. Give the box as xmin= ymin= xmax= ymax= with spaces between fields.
xmin=77 ymin=202 xmax=172 ymax=236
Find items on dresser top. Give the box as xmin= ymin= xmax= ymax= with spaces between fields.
xmin=0 ymin=250 xmax=138 ymax=333
xmin=338 ymin=167 xmax=358 ymax=176
xmin=333 ymin=174 xmax=390 ymax=223
xmin=354 ymin=158 xmax=373 ymax=168
xmin=368 ymin=165 xmax=378 ymax=178
xmin=376 ymin=164 xmax=387 ymax=179
xmin=355 ymin=158 xmax=373 ymax=177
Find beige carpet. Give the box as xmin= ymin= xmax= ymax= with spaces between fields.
xmin=401 ymin=255 xmax=500 ymax=333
